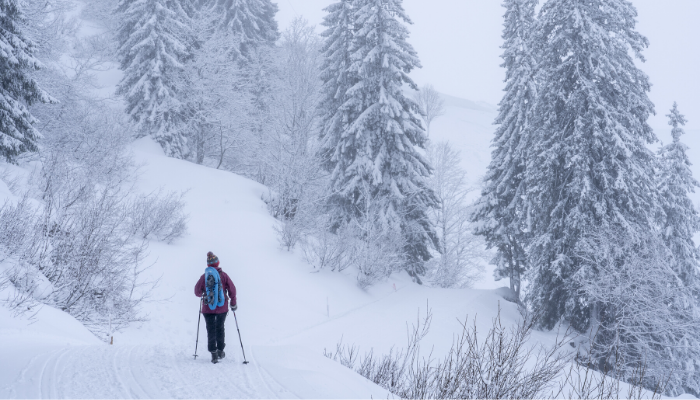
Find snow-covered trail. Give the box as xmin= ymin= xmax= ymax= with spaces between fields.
xmin=1 ymin=342 xmax=368 ymax=399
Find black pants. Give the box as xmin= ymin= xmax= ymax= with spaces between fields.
xmin=203 ymin=312 xmax=227 ymax=352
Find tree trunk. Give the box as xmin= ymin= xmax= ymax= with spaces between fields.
xmin=196 ymin=123 xmax=205 ymax=165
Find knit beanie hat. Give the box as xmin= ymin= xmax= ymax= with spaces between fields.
xmin=207 ymin=251 xmax=219 ymax=267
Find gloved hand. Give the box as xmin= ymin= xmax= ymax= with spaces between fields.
xmin=231 ymin=303 xmax=238 ymax=312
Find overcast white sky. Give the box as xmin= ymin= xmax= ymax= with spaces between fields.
xmin=276 ymin=0 xmax=700 ymax=133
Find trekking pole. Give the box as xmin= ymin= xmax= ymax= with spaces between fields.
xmin=233 ymin=311 xmax=249 ymax=364
xmin=193 ymin=294 xmax=204 ymax=360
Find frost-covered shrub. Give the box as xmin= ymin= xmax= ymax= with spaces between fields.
xmin=576 ymin=225 xmax=700 ymax=396
xmin=298 ymin=210 xmax=405 ymax=288
xmin=325 ymin=307 xmax=665 ymax=400
xmin=426 ymin=142 xmax=487 ymax=289
xmin=349 ymin=216 xmax=405 ymax=289
xmin=0 ymin=107 xmax=186 ymax=339
xmin=127 ymin=190 xmax=188 ymax=243
xmin=300 ymin=217 xmax=352 ymax=272
xmin=325 ymin=307 xmax=573 ymax=399
xmin=0 ymin=194 xmax=37 ymax=264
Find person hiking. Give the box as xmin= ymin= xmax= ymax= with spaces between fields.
xmin=194 ymin=252 xmax=237 ymax=364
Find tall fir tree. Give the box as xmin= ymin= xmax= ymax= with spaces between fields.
xmin=210 ymin=0 xmax=279 ymax=61
xmin=471 ymin=0 xmax=538 ymax=301
xmin=658 ymin=103 xmax=700 ymax=286
xmin=0 ymin=0 xmax=52 ymax=163
xmin=318 ymin=0 xmax=356 ymax=175
xmin=323 ymin=0 xmax=437 ymax=281
xmin=525 ymin=0 xmax=658 ymax=330
xmin=115 ymin=0 xmax=195 ymax=158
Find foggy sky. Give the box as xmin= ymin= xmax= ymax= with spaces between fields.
xmin=276 ymin=0 xmax=700 ymax=134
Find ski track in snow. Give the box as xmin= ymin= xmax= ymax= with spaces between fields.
xmin=2 ymin=344 xmax=292 ymax=399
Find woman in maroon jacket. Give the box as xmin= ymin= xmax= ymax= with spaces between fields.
xmin=194 ymin=252 xmax=237 ymax=364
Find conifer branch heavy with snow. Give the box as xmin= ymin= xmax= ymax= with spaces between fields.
xmin=524 ymin=0 xmax=659 ymax=331
xmin=115 ymin=0 xmax=195 ymax=158
xmin=0 ymin=0 xmax=53 ymax=163
xmin=318 ymin=0 xmax=356 ymax=176
xmin=471 ymin=0 xmax=537 ymax=301
xmin=657 ymin=103 xmax=700 ymax=287
xmin=319 ymin=0 xmax=438 ymax=283
xmin=209 ymin=0 xmax=279 ymax=61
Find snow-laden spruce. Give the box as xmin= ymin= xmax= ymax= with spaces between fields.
xmin=116 ymin=0 xmax=195 ymax=158
xmin=658 ymin=103 xmax=700 ymax=286
xmin=318 ymin=0 xmax=355 ymax=174
xmin=471 ymin=0 xmax=538 ymax=301
xmin=653 ymin=103 xmax=700 ymax=396
xmin=209 ymin=0 xmax=279 ymax=61
xmin=320 ymin=0 xmax=437 ymax=282
xmin=524 ymin=0 xmax=658 ymax=331
xmin=0 ymin=0 xmax=52 ymax=163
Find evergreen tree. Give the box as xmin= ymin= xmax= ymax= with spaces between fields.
xmin=211 ymin=0 xmax=279 ymax=61
xmin=318 ymin=0 xmax=356 ymax=175
xmin=115 ymin=0 xmax=195 ymax=158
xmin=471 ymin=0 xmax=538 ymax=300
xmin=0 ymin=0 xmax=52 ymax=163
xmin=658 ymin=103 xmax=700 ymax=286
xmin=525 ymin=0 xmax=658 ymax=330
xmin=324 ymin=0 xmax=437 ymax=281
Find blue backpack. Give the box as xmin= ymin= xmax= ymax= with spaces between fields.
xmin=205 ymin=267 xmax=225 ymax=310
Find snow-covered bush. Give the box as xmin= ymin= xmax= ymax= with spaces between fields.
xmin=0 ymin=104 xmax=187 ymax=338
xmin=326 ymin=305 xmax=667 ymax=399
xmin=575 ymin=225 xmax=700 ymax=396
xmin=326 ymin=306 xmax=575 ymax=399
xmin=127 ymin=190 xmax=188 ymax=243
xmin=298 ymin=181 xmax=406 ymax=288
xmin=299 ymin=217 xmax=353 ymax=272
xmin=349 ymin=208 xmax=406 ymax=289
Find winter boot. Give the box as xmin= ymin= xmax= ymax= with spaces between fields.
xmin=211 ymin=351 xmax=218 ymax=364
xmin=217 ymin=349 xmax=225 ymax=360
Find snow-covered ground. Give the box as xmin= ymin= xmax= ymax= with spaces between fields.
xmin=2 ymin=0 xmax=699 ymax=397
xmin=0 ymin=135 xmax=522 ymax=398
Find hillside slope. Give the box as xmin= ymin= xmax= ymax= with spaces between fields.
xmin=0 ymin=136 xmax=528 ymax=398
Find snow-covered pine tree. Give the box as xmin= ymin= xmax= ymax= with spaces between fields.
xmin=525 ymin=0 xmax=658 ymax=331
xmin=210 ymin=0 xmax=279 ymax=61
xmin=0 ymin=0 xmax=52 ymax=163
xmin=471 ymin=0 xmax=538 ymax=301
xmin=318 ymin=0 xmax=356 ymax=178
xmin=325 ymin=0 xmax=437 ymax=282
xmin=658 ymin=103 xmax=700 ymax=287
xmin=115 ymin=0 xmax=195 ymax=158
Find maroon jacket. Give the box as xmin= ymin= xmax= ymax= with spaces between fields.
xmin=195 ymin=266 xmax=237 ymax=314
